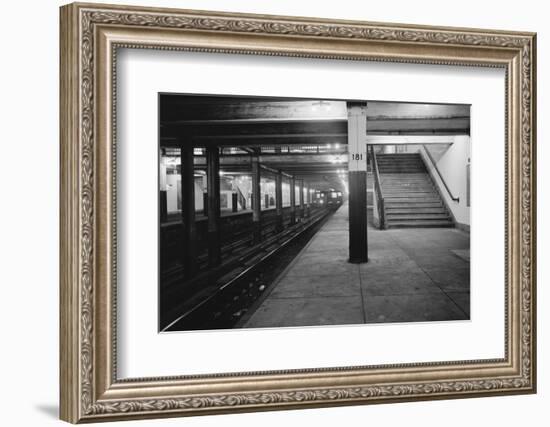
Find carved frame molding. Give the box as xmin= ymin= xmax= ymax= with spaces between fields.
xmin=60 ymin=2 xmax=536 ymax=423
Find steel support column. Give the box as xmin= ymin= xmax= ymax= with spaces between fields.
xmin=231 ymin=192 xmax=238 ymax=212
xmin=180 ymin=144 xmax=198 ymax=276
xmin=206 ymin=146 xmax=221 ymax=267
xmin=275 ymin=171 xmax=283 ymax=232
xmin=305 ymin=183 xmax=311 ymax=217
xmin=289 ymin=175 xmax=296 ymax=225
xmin=159 ymin=148 xmax=168 ymax=223
xmin=251 ymin=155 xmax=262 ymax=244
xmin=299 ymin=179 xmax=305 ymax=219
xmin=347 ymin=102 xmax=368 ymax=263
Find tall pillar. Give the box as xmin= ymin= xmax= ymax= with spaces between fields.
xmin=251 ymin=155 xmax=262 ymax=244
xmin=206 ymin=146 xmax=221 ymax=267
xmin=305 ymin=183 xmax=311 ymax=217
xmin=231 ymin=192 xmax=238 ymax=212
xmin=202 ymin=175 xmax=208 ymax=215
xmin=299 ymin=179 xmax=305 ymax=219
xmin=289 ymin=175 xmax=296 ymax=225
xmin=159 ymin=148 xmax=168 ymax=223
xmin=180 ymin=145 xmax=197 ymax=276
xmin=347 ymin=102 xmax=368 ymax=263
xmin=275 ymin=171 xmax=283 ymax=232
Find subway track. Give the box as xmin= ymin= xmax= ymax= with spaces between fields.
xmin=161 ymin=206 xmax=304 ymax=287
xmin=161 ymin=206 xmax=337 ymax=331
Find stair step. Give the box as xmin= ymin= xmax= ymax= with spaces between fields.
xmin=377 ymin=160 xmax=424 ymax=164
xmin=383 ymin=191 xmax=435 ymax=195
xmin=386 ymin=220 xmax=454 ymax=229
xmin=377 ymin=161 xmax=424 ymax=165
xmin=382 ymin=185 xmax=434 ymax=190
xmin=385 ymin=202 xmax=443 ymax=208
xmin=382 ymin=182 xmax=433 ymax=185
xmin=379 ymin=169 xmax=426 ymax=171
xmin=385 ymin=208 xmax=447 ymax=214
xmin=381 ymin=172 xmax=428 ymax=175
xmin=386 ymin=212 xmax=450 ymax=219
xmin=381 ymin=176 xmax=430 ymax=179
xmin=384 ymin=191 xmax=435 ymax=194
xmin=383 ymin=189 xmax=434 ymax=193
xmin=381 ymin=176 xmax=431 ymax=179
xmin=383 ymin=180 xmax=433 ymax=184
xmin=379 ymin=166 xmax=424 ymax=168
xmin=381 ymin=177 xmax=431 ymax=180
xmin=385 ymin=198 xmax=440 ymax=202
xmin=379 ymin=168 xmax=425 ymax=170
xmin=377 ymin=154 xmax=421 ymax=158
xmin=382 ymin=186 xmax=434 ymax=191
xmin=385 ymin=197 xmax=440 ymax=201
xmin=384 ymin=192 xmax=438 ymax=197
xmin=382 ymin=179 xmax=431 ymax=181
xmin=382 ymin=184 xmax=432 ymax=187
xmin=382 ymin=185 xmax=432 ymax=188
xmin=381 ymin=179 xmax=432 ymax=186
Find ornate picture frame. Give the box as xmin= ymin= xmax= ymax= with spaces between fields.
xmin=60 ymin=2 xmax=536 ymax=423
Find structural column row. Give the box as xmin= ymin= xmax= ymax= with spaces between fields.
xmin=177 ymin=145 xmax=317 ymax=278
xmin=179 ymin=144 xmax=222 ymax=276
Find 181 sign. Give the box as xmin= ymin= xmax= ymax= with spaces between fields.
xmin=347 ymin=103 xmax=368 ymax=172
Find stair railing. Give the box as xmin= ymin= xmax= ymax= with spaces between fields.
xmin=236 ymin=186 xmax=247 ymax=210
xmin=370 ymin=145 xmax=386 ymax=229
xmin=421 ymin=145 xmax=460 ymax=203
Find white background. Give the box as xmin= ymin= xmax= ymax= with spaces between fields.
xmin=0 ymin=0 xmax=546 ymax=426
xmin=118 ymin=50 xmax=504 ymax=377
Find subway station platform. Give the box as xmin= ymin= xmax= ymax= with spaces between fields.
xmin=243 ymin=202 xmax=470 ymax=328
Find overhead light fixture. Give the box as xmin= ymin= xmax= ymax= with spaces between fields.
xmin=311 ymin=100 xmax=332 ymax=112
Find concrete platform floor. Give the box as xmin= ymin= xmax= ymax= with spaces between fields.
xmin=243 ymin=202 xmax=470 ymax=328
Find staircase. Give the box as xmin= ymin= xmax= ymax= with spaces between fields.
xmin=376 ymin=153 xmax=454 ymax=228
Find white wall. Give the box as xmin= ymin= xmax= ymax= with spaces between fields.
xmin=435 ymin=136 xmax=471 ymax=225
xmin=420 ymin=136 xmax=471 ymax=226
xmin=0 ymin=1 xmax=547 ymax=427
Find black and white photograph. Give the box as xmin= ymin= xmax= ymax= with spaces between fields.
xmin=159 ymin=94 xmax=471 ymax=332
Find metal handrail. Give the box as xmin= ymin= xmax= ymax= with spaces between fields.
xmin=236 ymin=186 xmax=247 ymax=210
xmin=421 ymin=145 xmax=460 ymax=203
xmin=370 ymin=146 xmax=386 ymax=229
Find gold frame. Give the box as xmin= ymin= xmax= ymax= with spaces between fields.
xmin=60 ymin=2 xmax=537 ymax=423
